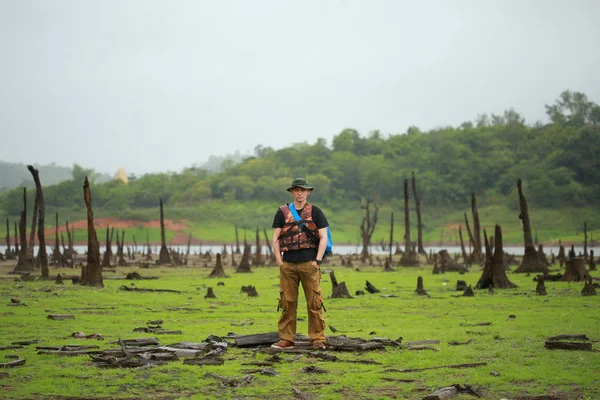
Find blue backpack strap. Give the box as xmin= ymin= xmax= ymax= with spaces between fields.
xmin=288 ymin=203 xmax=302 ymax=222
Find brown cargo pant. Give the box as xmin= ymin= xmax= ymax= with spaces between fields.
xmin=277 ymin=261 xmax=326 ymax=344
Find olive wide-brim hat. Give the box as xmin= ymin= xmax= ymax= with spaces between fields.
xmin=286 ymin=177 xmax=314 ymax=192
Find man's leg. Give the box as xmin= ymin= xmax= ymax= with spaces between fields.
xmin=278 ymin=262 xmax=300 ymax=343
xmin=299 ymin=261 xmax=326 ymax=344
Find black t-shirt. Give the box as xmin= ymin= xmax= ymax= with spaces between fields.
xmin=272 ymin=204 xmax=329 ymax=262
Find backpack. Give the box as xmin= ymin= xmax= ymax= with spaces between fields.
xmin=288 ymin=204 xmax=332 ymax=259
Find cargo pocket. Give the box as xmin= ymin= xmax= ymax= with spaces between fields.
xmin=312 ymin=290 xmax=326 ymax=312
xmin=277 ymin=290 xmax=286 ymax=312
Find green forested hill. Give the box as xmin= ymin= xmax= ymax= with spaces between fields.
xmin=1 ymin=90 xmax=599 ymax=244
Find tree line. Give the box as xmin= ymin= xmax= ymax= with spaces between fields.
xmin=0 ymin=90 xmax=598 ymax=217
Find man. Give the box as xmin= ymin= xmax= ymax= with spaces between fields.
xmin=271 ymin=177 xmax=328 ymax=350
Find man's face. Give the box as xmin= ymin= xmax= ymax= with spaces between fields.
xmin=290 ymin=187 xmax=310 ymax=202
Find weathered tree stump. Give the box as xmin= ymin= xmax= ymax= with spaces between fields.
xmin=55 ymin=273 xmax=64 ymax=285
xmin=412 ymin=172 xmax=426 ymax=255
xmin=437 ymin=250 xmax=467 ymax=273
xmin=536 ymin=275 xmax=547 ymax=295
xmin=365 ymin=280 xmax=380 ymax=294
xmin=456 ymin=280 xmax=467 ymax=291
xmin=589 ymin=250 xmax=596 ymax=271
xmin=204 ymin=287 xmax=216 ymax=299
xmin=241 ymin=285 xmax=258 ymax=297
xmin=414 ymin=276 xmax=428 ymax=296
xmin=476 ymin=226 xmax=517 ymax=289
xmin=330 ymin=270 xmax=352 ymax=298
xmin=581 ymin=279 xmax=596 ymax=296
xmin=236 ymin=242 xmax=252 ymax=273
xmin=463 ymin=285 xmax=474 ymax=297
xmin=208 ymin=253 xmax=228 ymax=278
xmin=561 ymin=258 xmax=590 ymax=282
xmin=423 ymin=386 xmax=458 ymax=400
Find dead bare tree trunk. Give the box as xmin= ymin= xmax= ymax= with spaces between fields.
xmin=514 ymin=179 xmax=548 ymax=274
xmin=101 ymin=226 xmax=112 ymax=267
xmin=458 ymin=226 xmax=470 ymax=267
xmin=252 ymin=228 xmax=264 ymax=266
xmin=27 ymin=165 xmax=48 ymax=278
xmin=235 ymin=224 xmax=241 ymax=254
xmin=51 ymin=213 xmax=63 ymax=265
xmin=117 ymin=231 xmax=127 ymax=266
xmin=14 ymin=221 xmax=19 ymax=254
xmin=360 ymin=198 xmax=379 ymax=262
xmin=557 ymin=239 xmax=566 ymax=267
xmin=145 ymin=231 xmax=152 ymax=260
xmin=157 ymin=199 xmax=171 ymax=264
xmin=583 ymin=221 xmax=588 ymax=259
xmin=28 ymin=188 xmax=39 ymax=260
xmin=14 ymin=188 xmax=35 ymax=274
xmin=80 ymin=177 xmax=103 ymax=288
xmin=471 ymin=192 xmax=483 ymax=264
xmin=400 ymin=179 xmax=418 ymax=266
xmin=262 ymin=227 xmax=274 ymax=264
xmin=412 ymin=171 xmax=426 ymax=255
xmin=5 ymin=218 xmax=14 ymax=260
xmin=384 ymin=212 xmax=394 ymax=271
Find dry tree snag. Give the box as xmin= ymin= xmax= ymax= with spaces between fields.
xmin=263 ymin=227 xmax=275 ymax=264
xmin=411 ymin=171 xmax=426 ymax=255
xmin=145 ymin=231 xmax=152 ymax=260
xmin=14 ymin=188 xmax=35 ymax=274
xmin=184 ymin=233 xmax=192 ymax=265
xmin=470 ymin=192 xmax=483 ymax=264
xmin=436 ymin=250 xmax=467 ymax=273
xmin=458 ymin=226 xmax=470 ymax=267
xmin=13 ymin=221 xmax=19 ymax=254
xmin=536 ymin=275 xmax=547 ymax=295
xmin=463 ymin=212 xmax=476 ymax=262
xmin=235 ymin=224 xmax=241 ymax=254
xmin=27 ymin=165 xmax=48 ymax=278
xmin=589 ymin=250 xmax=596 ymax=271
xmin=158 ymin=198 xmax=171 ymax=264
xmin=101 ymin=226 xmax=112 ymax=267
xmin=514 ymin=179 xmax=548 ymax=274
xmin=583 ymin=221 xmax=588 ymax=259
xmin=476 ymin=226 xmax=516 ymax=290
xmin=208 ymin=253 xmax=228 ymax=278
xmin=117 ymin=231 xmax=127 ymax=266
xmin=400 ymin=179 xmax=418 ymax=266
xmin=51 ymin=213 xmax=63 ymax=265
xmin=5 ymin=218 xmax=15 ymax=260
xmin=80 ymin=177 xmax=103 ymax=288
xmin=384 ymin=212 xmax=395 ymax=271
xmin=360 ymin=198 xmax=379 ymax=262
xmin=252 ymin=228 xmax=264 ymax=266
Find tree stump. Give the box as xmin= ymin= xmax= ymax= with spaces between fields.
xmin=535 ymin=275 xmax=547 ymax=295
xmin=157 ymin=199 xmax=172 ymax=265
xmin=55 ymin=273 xmax=64 ymax=285
xmin=330 ymin=270 xmax=352 ymax=298
xmin=365 ymin=280 xmax=380 ymax=294
xmin=463 ymin=285 xmax=474 ymax=297
xmin=476 ymin=226 xmax=516 ymax=289
xmin=561 ymin=258 xmax=590 ymax=282
xmin=415 ymin=276 xmax=428 ymax=296
xmin=438 ymin=250 xmax=467 ymax=273
xmin=241 ymin=285 xmax=258 ymax=297
xmin=581 ymin=279 xmax=596 ymax=296
xmin=204 ymin=287 xmax=216 ymax=298
xmin=589 ymin=250 xmax=596 ymax=271
xmin=456 ymin=280 xmax=467 ymax=291
xmin=208 ymin=254 xmax=228 ymax=278
xmin=236 ymin=243 xmax=252 ymax=273
xmin=514 ymin=179 xmax=548 ymax=274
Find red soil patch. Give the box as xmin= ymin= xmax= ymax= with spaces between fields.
xmin=55 ymin=219 xmax=190 ymax=234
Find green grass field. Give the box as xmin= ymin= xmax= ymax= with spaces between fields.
xmin=0 ymin=255 xmax=598 ymax=400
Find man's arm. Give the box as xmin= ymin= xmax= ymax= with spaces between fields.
xmin=315 ymin=227 xmax=328 ymax=262
xmin=272 ymin=227 xmax=283 ymax=267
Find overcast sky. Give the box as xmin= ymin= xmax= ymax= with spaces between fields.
xmin=1 ymin=1 xmax=599 ymax=175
